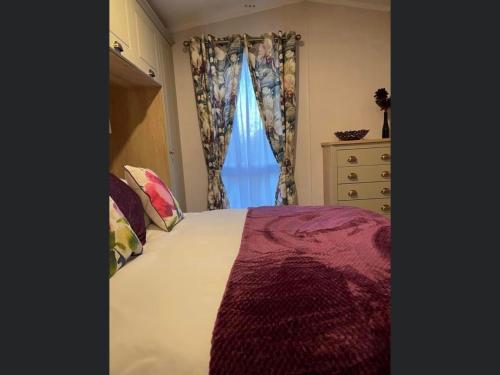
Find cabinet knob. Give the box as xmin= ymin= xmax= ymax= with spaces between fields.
xmin=381 ymin=153 xmax=391 ymax=161
xmin=381 ymin=170 xmax=391 ymax=178
xmin=347 ymin=190 xmax=357 ymax=198
xmin=113 ymin=41 xmax=123 ymax=53
xmin=380 ymin=187 xmax=391 ymax=195
xmin=347 ymin=155 xmax=357 ymax=163
xmin=148 ymin=69 xmax=156 ymax=78
xmin=381 ymin=204 xmax=391 ymax=212
xmin=347 ymin=172 xmax=357 ymax=180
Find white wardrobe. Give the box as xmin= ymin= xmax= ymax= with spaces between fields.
xmin=109 ymin=0 xmax=186 ymax=210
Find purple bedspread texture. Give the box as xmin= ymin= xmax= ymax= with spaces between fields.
xmin=210 ymin=205 xmax=391 ymax=375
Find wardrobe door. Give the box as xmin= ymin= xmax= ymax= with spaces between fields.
xmin=157 ymin=36 xmax=186 ymax=210
xmin=130 ymin=1 xmax=161 ymax=85
xmin=109 ymin=0 xmax=135 ymax=62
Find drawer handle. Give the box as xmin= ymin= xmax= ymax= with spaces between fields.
xmin=347 ymin=172 xmax=357 ymax=180
xmin=113 ymin=41 xmax=123 ymax=53
xmin=381 ymin=170 xmax=391 ymax=178
xmin=381 ymin=204 xmax=391 ymax=212
xmin=148 ymin=69 xmax=156 ymax=78
xmin=347 ymin=190 xmax=357 ymax=198
xmin=347 ymin=155 xmax=357 ymax=163
xmin=380 ymin=187 xmax=391 ymax=195
xmin=381 ymin=153 xmax=391 ymax=161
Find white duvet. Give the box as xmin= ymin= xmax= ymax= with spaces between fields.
xmin=110 ymin=209 xmax=248 ymax=375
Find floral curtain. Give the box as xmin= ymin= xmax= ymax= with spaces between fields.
xmin=189 ymin=35 xmax=244 ymax=210
xmin=245 ymin=31 xmax=298 ymax=205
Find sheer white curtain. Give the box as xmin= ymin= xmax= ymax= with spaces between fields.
xmin=222 ymin=52 xmax=280 ymax=208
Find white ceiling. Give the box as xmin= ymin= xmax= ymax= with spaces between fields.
xmin=147 ymin=0 xmax=391 ymax=33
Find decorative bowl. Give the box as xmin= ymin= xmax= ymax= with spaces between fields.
xmin=334 ymin=129 xmax=369 ymax=141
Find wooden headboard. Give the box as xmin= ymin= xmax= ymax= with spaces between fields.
xmin=109 ymin=50 xmax=171 ymax=186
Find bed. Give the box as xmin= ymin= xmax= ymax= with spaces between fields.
xmin=110 ymin=206 xmax=391 ymax=375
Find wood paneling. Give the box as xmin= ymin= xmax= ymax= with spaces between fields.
xmin=109 ymin=82 xmax=170 ymax=186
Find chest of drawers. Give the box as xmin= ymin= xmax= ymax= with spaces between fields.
xmin=322 ymin=139 xmax=391 ymax=218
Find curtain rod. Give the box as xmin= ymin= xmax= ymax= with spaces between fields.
xmin=182 ymin=33 xmax=301 ymax=47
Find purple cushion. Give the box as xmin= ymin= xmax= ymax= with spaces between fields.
xmin=109 ymin=173 xmax=146 ymax=245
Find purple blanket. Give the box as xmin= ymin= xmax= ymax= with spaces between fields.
xmin=210 ymin=205 xmax=391 ymax=375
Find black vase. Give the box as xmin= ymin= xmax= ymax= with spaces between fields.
xmin=382 ymin=111 xmax=390 ymax=138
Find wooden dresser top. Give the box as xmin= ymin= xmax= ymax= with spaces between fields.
xmin=321 ymin=138 xmax=391 ymax=147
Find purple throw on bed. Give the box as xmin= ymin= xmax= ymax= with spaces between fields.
xmin=210 ymin=205 xmax=391 ymax=375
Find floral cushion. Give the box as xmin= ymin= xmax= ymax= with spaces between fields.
xmin=109 ymin=196 xmax=143 ymax=277
xmin=124 ymin=165 xmax=184 ymax=232
xmin=109 ymin=173 xmax=147 ymax=245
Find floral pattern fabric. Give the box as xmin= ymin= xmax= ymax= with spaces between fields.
xmin=246 ymin=32 xmax=298 ymax=205
xmin=189 ymin=35 xmax=245 ymax=210
xmin=124 ymin=165 xmax=184 ymax=232
xmin=109 ymin=196 xmax=143 ymax=277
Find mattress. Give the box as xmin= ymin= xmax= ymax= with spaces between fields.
xmin=110 ymin=209 xmax=248 ymax=375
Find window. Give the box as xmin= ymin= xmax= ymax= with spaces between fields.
xmin=222 ymin=52 xmax=280 ymax=208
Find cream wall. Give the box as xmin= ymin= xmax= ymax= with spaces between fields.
xmin=171 ymin=1 xmax=390 ymax=212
